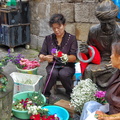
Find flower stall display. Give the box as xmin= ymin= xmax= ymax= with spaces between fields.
xmin=51 ymin=48 xmax=68 ymax=64
xmin=8 ymin=54 xmax=40 ymax=70
xmin=70 ymin=78 xmax=98 ymax=112
xmin=94 ymin=90 xmax=107 ymax=104
xmin=6 ymin=50 xmax=40 ymax=74
xmin=12 ymin=91 xmax=46 ymax=119
xmin=28 ymin=106 xmax=59 ymax=120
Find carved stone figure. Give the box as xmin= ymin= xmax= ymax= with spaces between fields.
xmin=79 ymin=0 xmax=120 ymax=90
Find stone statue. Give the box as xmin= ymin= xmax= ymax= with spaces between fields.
xmin=79 ymin=0 xmax=120 ymax=90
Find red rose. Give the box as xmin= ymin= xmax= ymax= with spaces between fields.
xmin=30 ymin=114 xmax=41 ymax=120
xmin=57 ymin=51 xmax=63 ymax=57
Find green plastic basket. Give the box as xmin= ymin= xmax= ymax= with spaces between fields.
xmin=12 ymin=91 xmax=46 ymax=119
xmin=16 ymin=67 xmax=38 ymax=75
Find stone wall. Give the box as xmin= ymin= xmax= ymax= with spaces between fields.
xmin=29 ymin=0 xmax=102 ymax=50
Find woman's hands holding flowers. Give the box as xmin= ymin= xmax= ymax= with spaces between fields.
xmin=51 ymin=48 xmax=68 ymax=63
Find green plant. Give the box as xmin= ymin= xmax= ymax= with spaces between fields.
xmin=0 ymin=74 xmax=8 ymax=92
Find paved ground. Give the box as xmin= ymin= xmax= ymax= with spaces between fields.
xmin=0 ymin=45 xmax=80 ymax=120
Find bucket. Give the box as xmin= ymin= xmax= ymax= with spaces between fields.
xmin=16 ymin=67 xmax=38 ymax=75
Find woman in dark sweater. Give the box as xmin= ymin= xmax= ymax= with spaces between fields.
xmin=39 ymin=14 xmax=78 ymax=101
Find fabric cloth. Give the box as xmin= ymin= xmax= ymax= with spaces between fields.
xmin=105 ymin=69 xmax=120 ymax=114
xmin=39 ymin=31 xmax=78 ymax=97
xmin=79 ymin=46 xmax=101 ymax=74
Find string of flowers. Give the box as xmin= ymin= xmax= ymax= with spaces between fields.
xmin=51 ymin=48 xmax=68 ymax=64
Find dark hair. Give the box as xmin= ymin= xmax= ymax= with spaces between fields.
xmin=49 ymin=14 xmax=66 ymax=27
xmin=112 ymin=42 xmax=120 ymax=55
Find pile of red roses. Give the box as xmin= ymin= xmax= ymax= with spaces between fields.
xmin=30 ymin=114 xmax=59 ymax=120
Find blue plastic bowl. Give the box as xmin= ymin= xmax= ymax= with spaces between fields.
xmin=12 ymin=91 xmax=46 ymax=119
xmin=42 ymin=105 xmax=69 ymax=120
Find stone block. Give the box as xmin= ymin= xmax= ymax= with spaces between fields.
xmin=61 ymin=3 xmax=74 ymax=22
xmin=29 ymin=1 xmax=38 ymax=21
xmin=65 ymin=23 xmax=76 ymax=35
xmin=75 ymin=23 xmax=91 ymax=41
xmin=30 ymin=34 xmax=38 ymax=49
xmin=50 ymin=3 xmax=61 ymax=16
xmin=75 ymin=3 xmax=90 ymax=22
xmin=75 ymin=0 xmax=83 ymax=2
xmin=54 ymin=0 xmax=67 ymax=2
xmin=37 ymin=3 xmax=48 ymax=19
xmin=89 ymin=3 xmax=99 ymax=23
xmin=37 ymin=36 xmax=45 ymax=51
xmin=30 ymin=20 xmax=40 ymax=36
xmin=83 ymin=0 xmax=96 ymax=2
xmin=39 ymin=19 xmax=52 ymax=37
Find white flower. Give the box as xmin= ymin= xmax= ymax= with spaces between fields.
xmin=70 ymin=78 xmax=98 ymax=112
xmin=34 ymin=96 xmax=38 ymax=99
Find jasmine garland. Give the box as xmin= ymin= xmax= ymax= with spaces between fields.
xmin=51 ymin=48 xmax=68 ymax=64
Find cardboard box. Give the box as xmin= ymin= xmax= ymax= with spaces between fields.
xmin=54 ymin=99 xmax=75 ymax=118
xmin=10 ymin=72 xmax=43 ymax=94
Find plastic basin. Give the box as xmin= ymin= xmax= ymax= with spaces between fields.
xmin=12 ymin=91 xmax=46 ymax=119
xmin=42 ymin=105 xmax=69 ymax=120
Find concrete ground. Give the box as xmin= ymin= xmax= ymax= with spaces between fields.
xmin=0 ymin=45 xmax=80 ymax=120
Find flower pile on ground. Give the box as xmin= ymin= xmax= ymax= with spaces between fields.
xmin=70 ymin=78 xmax=98 ymax=113
xmin=51 ymin=48 xmax=68 ymax=64
xmin=7 ymin=50 xmax=40 ymax=70
xmin=94 ymin=90 xmax=107 ymax=104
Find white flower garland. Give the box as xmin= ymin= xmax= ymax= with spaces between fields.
xmin=70 ymin=78 xmax=98 ymax=113
xmin=60 ymin=54 xmax=68 ymax=64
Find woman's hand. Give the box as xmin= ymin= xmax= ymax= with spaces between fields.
xmin=44 ymin=55 xmax=54 ymax=63
xmin=39 ymin=54 xmax=54 ymax=63
xmin=95 ymin=111 xmax=109 ymax=120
